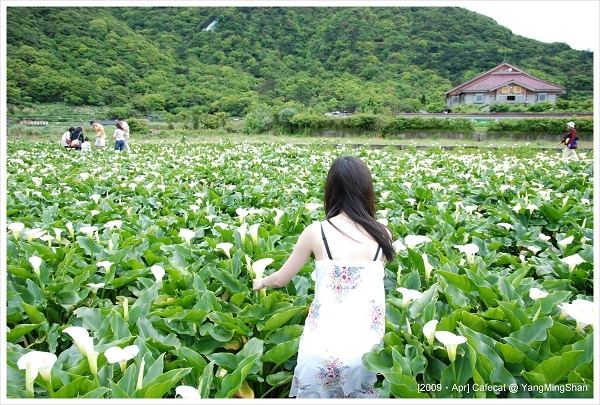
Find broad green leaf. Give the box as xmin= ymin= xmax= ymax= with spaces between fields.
xmin=262 ymin=337 xmax=299 ymax=366
xmin=509 ymin=316 xmax=553 ymax=346
xmin=381 ymin=371 xmax=429 ymax=398
xmin=21 ymin=302 xmax=47 ymax=324
xmin=7 ymin=324 xmax=40 ymax=342
xmin=259 ymin=306 xmax=305 ymax=332
xmin=215 ymin=352 xmax=261 ymax=398
xmin=266 ymin=371 xmax=293 ymax=387
xmin=54 ymin=376 xmax=97 ymax=398
xmin=522 ymin=351 xmax=584 ymax=385
xmin=139 ymin=368 xmax=191 ymax=398
xmin=198 ymin=361 xmax=215 ymax=398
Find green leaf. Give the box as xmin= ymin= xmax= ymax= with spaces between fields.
xmin=259 ymin=306 xmax=305 ymax=332
xmin=363 ymin=349 xmax=393 ymax=374
xmin=381 ymin=371 xmax=429 ymax=398
xmin=54 ymin=376 xmax=97 ymax=398
xmin=509 ymin=316 xmax=553 ymax=346
xmin=495 ymin=342 xmax=525 ymax=364
xmin=129 ymin=283 xmax=160 ymax=321
xmin=262 ymin=337 xmax=299 ymax=366
xmin=178 ymin=346 xmax=208 ymax=374
xmin=7 ymin=324 xmax=40 ymax=342
xmin=215 ymin=352 xmax=261 ymax=398
xmin=266 ymin=371 xmax=293 ymax=387
xmin=21 ymin=302 xmax=47 ymax=324
xmin=198 ymin=361 xmax=215 ymax=399
xmin=522 ymin=351 xmax=584 ymax=385
xmin=139 ymin=368 xmax=191 ymax=398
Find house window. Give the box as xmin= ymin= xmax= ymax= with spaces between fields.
xmin=501 ymin=86 xmax=509 ymax=94
xmin=513 ymin=86 xmax=522 ymax=94
xmin=507 ymin=96 xmax=516 ymax=101
xmin=537 ymin=93 xmax=547 ymax=101
xmin=473 ymin=94 xmax=484 ymax=103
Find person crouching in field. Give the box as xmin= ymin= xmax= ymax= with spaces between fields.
xmin=68 ymin=127 xmax=84 ymax=150
xmin=81 ymin=137 xmax=92 ymax=153
xmin=114 ymin=123 xmax=126 ymax=151
xmin=61 ymin=127 xmax=75 ymax=149
xmin=90 ymin=120 xmax=106 ymax=149
xmin=559 ymin=121 xmax=579 ymax=161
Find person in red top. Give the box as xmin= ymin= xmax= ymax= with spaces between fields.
xmin=559 ymin=121 xmax=579 ymax=161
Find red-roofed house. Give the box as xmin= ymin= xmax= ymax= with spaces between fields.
xmin=444 ymin=62 xmax=566 ymax=108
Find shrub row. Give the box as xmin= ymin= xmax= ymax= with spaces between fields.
xmin=487 ymin=116 xmax=593 ymax=135
xmin=283 ymin=114 xmax=593 ymax=136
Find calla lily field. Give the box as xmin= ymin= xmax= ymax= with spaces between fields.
xmin=4 ymin=139 xmax=594 ymax=399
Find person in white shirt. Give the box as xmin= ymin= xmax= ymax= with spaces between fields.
xmin=114 ymin=123 xmax=126 ymax=151
xmin=61 ymin=127 xmax=75 ymax=148
xmin=118 ymin=117 xmax=130 ymax=152
xmin=81 ymin=137 xmax=92 ymax=153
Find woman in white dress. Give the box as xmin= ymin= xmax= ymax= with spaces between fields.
xmin=253 ymin=156 xmax=395 ymax=398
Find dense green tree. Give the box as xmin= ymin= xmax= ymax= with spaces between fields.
xmin=5 ymin=6 xmax=593 ymax=114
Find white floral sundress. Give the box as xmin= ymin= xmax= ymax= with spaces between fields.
xmin=289 ymin=223 xmax=385 ymax=398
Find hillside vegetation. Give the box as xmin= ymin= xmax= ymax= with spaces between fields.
xmin=6 ymin=6 xmax=594 ymax=119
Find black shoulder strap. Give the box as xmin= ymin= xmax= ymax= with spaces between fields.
xmin=373 ymin=245 xmax=382 ymax=261
xmin=320 ymin=223 xmax=333 ymax=260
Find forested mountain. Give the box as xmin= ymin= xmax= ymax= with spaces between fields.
xmin=5 ymin=6 xmax=594 ymax=117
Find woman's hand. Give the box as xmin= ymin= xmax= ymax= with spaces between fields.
xmin=253 ymin=278 xmax=265 ymax=291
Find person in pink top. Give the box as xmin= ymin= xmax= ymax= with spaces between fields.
xmin=253 ymin=156 xmax=395 ymax=398
xmin=113 ymin=122 xmax=126 ymax=151
xmin=117 ymin=117 xmax=130 ymax=152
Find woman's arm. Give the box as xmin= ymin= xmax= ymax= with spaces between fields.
xmin=253 ymin=222 xmax=319 ymax=290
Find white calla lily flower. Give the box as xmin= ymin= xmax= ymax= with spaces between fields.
xmin=90 ymin=194 xmax=101 ymax=204
xmin=422 ymin=253 xmax=434 ymax=282
xmin=560 ymin=254 xmax=585 ymax=272
xmin=105 ymin=345 xmax=139 ymax=372
xmin=8 ymin=222 xmax=25 ymax=240
xmin=236 ymin=208 xmax=249 ymax=220
xmin=80 ymin=226 xmax=98 ymax=238
xmin=63 ymin=326 xmax=95 ymax=357
xmin=151 ymin=265 xmax=165 ymax=282
xmin=216 ymin=242 xmax=234 ymax=259
xmin=497 ymin=222 xmax=512 ymax=230
xmin=97 ymin=261 xmax=113 ymax=272
xmin=249 ymin=223 xmax=261 ymax=244
xmin=396 ymin=287 xmax=423 ymax=307
xmin=393 ymin=239 xmax=406 ymax=252
xmin=252 ymin=258 xmax=274 ymax=278
xmin=557 ymin=235 xmax=574 ymax=249
xmin=178 ymin=228 xmax=195 ymax=244
xmin=175 ymin=385 xmax=201 ymax=399
xmin=435 ymin=331 xmax=467 ymax=362
xmin=559 ymin=299 xmax=595 ymax=332
xmin=29 ymin=256 xmax=43 ymax=277
xmin=423 ymin=319 xmax=439 ymax=346
xmin=454 ymin=243 xmax=479 ymax=263
xmin=87 ymin=283 xmax=105 ymax=293
xmin=538 ymin=233 xmax=551 ymax=242
xmin=273 ymin=208 xmax=285 ymax=226
xmin=305 ymin=202 xmax=321 ymax=213
xmin=404 ymin=235 xmax=432 ymax=249
xmin=105 ymin=220 xmax=123 ymax=231
xmin=529 ymin=287 xmax=549 ymax=300
xmin=18 ymin=350 xmax=58 ymax=397
xmin=525 ymin=203 xmax=538 ymax=214
xmin=236 ymin=222 xmax=248 ymax=244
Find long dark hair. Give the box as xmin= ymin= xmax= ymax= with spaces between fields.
xmin=323 ymin=156 xmax=395 ymax=262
